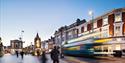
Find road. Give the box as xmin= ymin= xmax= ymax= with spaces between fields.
xmin=0 ymin=54 xmax=125 ymax=63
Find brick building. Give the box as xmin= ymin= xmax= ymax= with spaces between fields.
xmin=54 ymin=8 xmax=125 ymax=55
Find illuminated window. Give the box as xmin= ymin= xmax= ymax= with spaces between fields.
xmin=115 ymin=12 xmax=122 ymax=22
xmin=103 ymin=17 xmax=108 ymax=25
xmin=115 ymin=44 xmax=121 ymax=50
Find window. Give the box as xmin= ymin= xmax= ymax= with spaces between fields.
xmin=68 ymin=32 xmax=72 ymax=39
xmin=115 ymin=45 xmax=121 ymax=50
xmin=103 ymin=32 xmax=108 ymax=38
xmin=93 ymin=22 xmax=97 ymax=28
xmin=103 ymin=29 xmax=108 ymax=37
xmin=81 ymin=26 xmax=84 ymax=33
xmin=115 ymin=26 xmax=121 ymax=36
xmin=62 ymin=34 xmax=65 ymax=41
xmin=115 ymin=12 xmax=122 ymax=22
xmin=84 ymin=26 xmax=87 ymax=31
xmin=116 ymin=26 xmax=120 ymax=31
xmin=103 ymin=17 xmax=108 ymax=25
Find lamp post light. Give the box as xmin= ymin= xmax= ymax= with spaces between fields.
xmin=88 ymin=10 xmax=94 ymax=32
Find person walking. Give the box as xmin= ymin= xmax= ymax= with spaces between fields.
xmin=50 ymin=46 xmax=60 ymax=63
xmin=41 ymin=51 xmax=47 ymax=63
xmin=20 ymin=51 xmax=24 ymax=59
xmin=15 ymin=51 xmax=19 ymax=58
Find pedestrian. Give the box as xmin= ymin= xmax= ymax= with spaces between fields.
xmin=15 ymin=51 xmax=19 ymax=58
xmin=50 ymin=46 xmax=60 ymax=63
xmin=20 ymin=51 xmax=24 ymax=59
xmin=41 ymin=51 xmax=47 ymax=63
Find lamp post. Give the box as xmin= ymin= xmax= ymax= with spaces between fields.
xmin=19 ymin=30 xmax=24 ymax=52
xmin=88 ymin=10 xmax=94 ymax=32
xmin=19 ymin=30 xmax=24 ymax=41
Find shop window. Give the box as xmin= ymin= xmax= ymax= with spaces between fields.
xmin=115 ymin=45 xmax=121 ymax=50
xmin=103 ymin=47 xmax=108 ymax=52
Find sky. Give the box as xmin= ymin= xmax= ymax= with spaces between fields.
xmin=0 ymin=0 xmax=125 ymax=47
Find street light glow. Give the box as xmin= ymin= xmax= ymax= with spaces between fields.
xmin=88 ymin=10 xmax=93 ymax=16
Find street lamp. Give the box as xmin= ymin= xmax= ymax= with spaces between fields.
xmin=88 ymin=10 xmax=94 ymax=32
xmin=19 ymin=30 xmax=24 ymax=42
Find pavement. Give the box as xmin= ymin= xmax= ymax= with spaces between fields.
xmin=0 ymin=53 xmax=68 ymax=63
xmin=0 ymin=53 xmax=125 ymax=63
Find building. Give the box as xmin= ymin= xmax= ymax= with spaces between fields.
xmin=42 ymin=36 xmax=55 ymax=53
xmin=54 ymin=19 xmax=86 ymax=46
xmin=4 ymin=46 xmax=11 ymax=54
xmin=54 ymin=8 xmax=125 ymax=56
xmin=34 ymin=33 xmax=42 ymax=55
xmin=75 ymin=8 xmax=125 ymax=54
xmin=48 ymin=37 xmax=55 ymax=49
xmin=10 ymin=39 xmax=23 ymax=54
xmin=0 ymin=37 xmax=4 ymax=56
xmin=47 ymin=37 xmax=55 ymax=52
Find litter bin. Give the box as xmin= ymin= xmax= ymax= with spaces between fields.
xmin=113 ymin=50 xmax=122 ymax=57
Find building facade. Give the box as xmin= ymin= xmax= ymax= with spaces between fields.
xmin=54 ymin=8 xmax=125 ymax=55
xmin=10 ymin=39 xmax=23 ymax=54
xmin=42 ymin=36 xmax=55 ymax=53
xmin=54 ymin=19 xmax=86 ymax=46
xmin=74 ymin=8 xmax=125 ymax=55
xmin=47 ymin=37 xmax=55 ymax=51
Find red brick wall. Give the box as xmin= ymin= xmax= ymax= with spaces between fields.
xmin=108 ymin=14 xmax=114 ymax=36
xmin=97 ymin=19 xmax=102 ymax=28
xmin=122 ymin=12 xmax=125 ymax=35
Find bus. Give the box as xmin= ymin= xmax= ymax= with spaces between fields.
xmin=62 ymin=37 xmax=114 ymax=57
